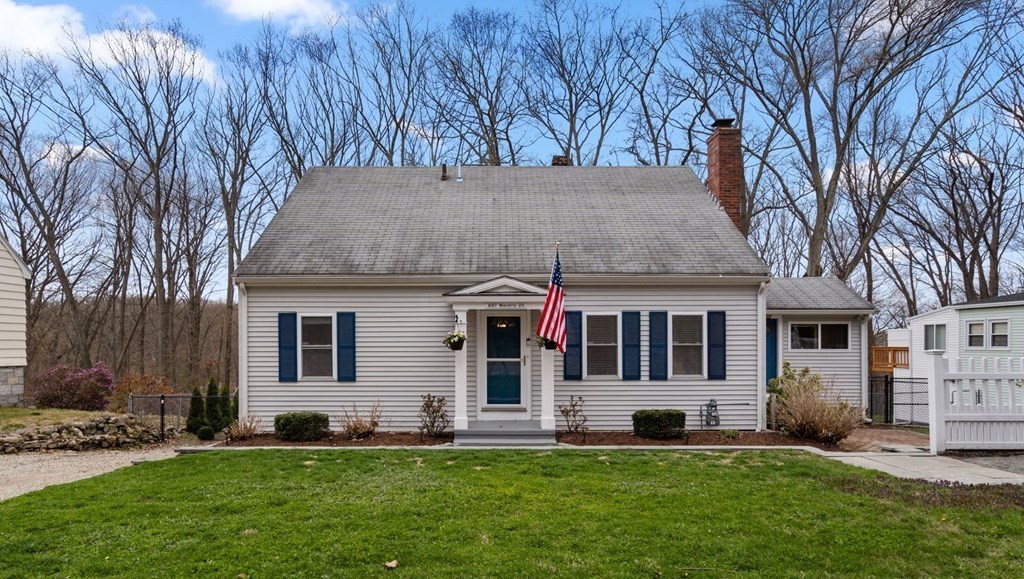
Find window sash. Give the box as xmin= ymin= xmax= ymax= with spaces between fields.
xmin=671 ymin=314 xmax=703 ymax=376
xmin=790 ymin=323 xmax=849 ymax=350
xmin=820 ymin=324 xmax=849 ymax=350
xmin=990 ymin=320 xmax=1009 ymax=348
xmin=967 ymin=322 xmax=985 ymax=348
xmin=300 ymin=316 xmax=334 ymax=378
xmin=924 ymin=324 xmax=946 ymax=351
xmin=585 ymin=315 xmax=619 ymax=377
xmin=790 ymin=324 xmax=819 ymax=350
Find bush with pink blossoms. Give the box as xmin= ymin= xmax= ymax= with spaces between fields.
xmin=30 ymin=362 xmax=115 ymax=411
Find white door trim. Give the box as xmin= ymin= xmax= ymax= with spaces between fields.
xmin=475 ymin=310 xmax=532 ymax=420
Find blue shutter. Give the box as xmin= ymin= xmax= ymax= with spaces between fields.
xmin=564 ymin=311 xmax=583 ymax=380
xmin=649 ymin=311 xmax=667 ymax=380
xmin=278 ymin=313 xmax=297 ymax=382
xmin=337 ymin=312 xmax=356 ymax=382
xmin=708 ymin=311 xmax=727 ymax=380
xmin=622 ymin=312 xmax=641 ymax=380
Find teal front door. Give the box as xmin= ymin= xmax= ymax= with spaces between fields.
xmin=486 ymin=316 xmax=522 ymax=405
xmin=766 ymin=318 xmax=778 ymax=386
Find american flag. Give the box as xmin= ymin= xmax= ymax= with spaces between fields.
xmin=537 ymin=250 xmax=566 ymax=353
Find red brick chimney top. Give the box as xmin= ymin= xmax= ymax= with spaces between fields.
xmin=551 ymin=155 xmax=572 ymax=166
xmin=706 ymin=119 xmax=745 ymax=235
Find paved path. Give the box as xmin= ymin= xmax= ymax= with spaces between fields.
xmin=827 ymin=452 xmax=1024 ymax=484
xmin=0 ymin=446 xmax=179 ymax=502
xmin=839 ymin=427 xmax=930 ymax=452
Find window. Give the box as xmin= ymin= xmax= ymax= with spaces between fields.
xmin=966 ymin=321 xmax=985 ymax=348
xmin=672 ymin=314 xmax=703 ymax=376
xmin=790 ymin=323 xmax=849 ymax=350
xmin=300 ymin=316 xmax=333 ymax=378
xmin=924 ymin=324 xmax=946 ymax=351
xmin=990 ymin=320 xmax=1009 ymax=348
xmin=585 ymin=314 xmax=618 ymax=377
xmin=790 ymin=324 xmax=818 ymax=349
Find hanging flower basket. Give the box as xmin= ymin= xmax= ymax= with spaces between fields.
xmin=535 ymin=335 xmax=559 ymax=350
xmin=443 ymin=330 xmax=467 ymax=351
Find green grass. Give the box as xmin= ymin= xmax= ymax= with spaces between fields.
xmin=0 ymin=407 xmax=110 ymax=433
xmin=1 ymin=450 xmax=1023 ymax=577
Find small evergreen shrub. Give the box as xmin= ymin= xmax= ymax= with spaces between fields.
xmin=196 ymin=425 xmax=216 ymax=441
xmin=274 ymin=412 xmax=330 ymax=441
xmin=632 ymin=409 xmax=687 ymax=440
xmin=186 ymin=386 xmax=207 ymax=434
xmin=720 ymin=429 xmax=740 ymax=440
xmin=205 ymin=378 xmax=224 ymax=431
xmin=220 ymin=383 xmax=234 ymax=425
xmin=30 ymin=362 xmax=115 ymax=411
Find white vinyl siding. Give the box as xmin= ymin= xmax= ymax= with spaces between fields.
xmin=0 ymin=242 xmax=27 ymax=367
xmin=244 ymin=283 xmax=762 ymax=431
xmin=780 ymin=314 xmax=864 ymax=404
xmin=907 ymin=308 xmax=959 ymax=377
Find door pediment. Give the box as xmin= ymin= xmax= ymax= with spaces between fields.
xmin=444 ymin=276 xmax=548 ymax=297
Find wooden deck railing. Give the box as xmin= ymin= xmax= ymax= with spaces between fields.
xmin=871 ymin=346 xmax=910 ymax=373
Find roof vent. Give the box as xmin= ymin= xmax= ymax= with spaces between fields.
xmin=551 ymin=155 xmax=572 ymax=166
xmin=456 ymin=163 xmax=464 ymax=183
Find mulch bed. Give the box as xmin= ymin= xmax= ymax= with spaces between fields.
xmin=223 ymin=432 xmax=454 ymax=447
xmin=556 ymin=430 xmax=837 ymax=451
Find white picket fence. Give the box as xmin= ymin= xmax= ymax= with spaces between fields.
xmin=928 ymin=353 xmax=1024 ymax=453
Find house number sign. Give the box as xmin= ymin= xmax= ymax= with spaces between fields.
xmin=486 ymin=302 xmax=527 ymax=309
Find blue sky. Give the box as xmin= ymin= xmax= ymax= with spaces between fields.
xmin=2 ymin=0 xmax=645 ymax=57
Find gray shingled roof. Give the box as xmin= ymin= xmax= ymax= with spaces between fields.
xmin=765 ymin=277 xmax=873 ymax=311
xmin=236 ymin=166 xmax=770 ymax=277
xmin=954 ymin=291 xmax=1024 ymax=307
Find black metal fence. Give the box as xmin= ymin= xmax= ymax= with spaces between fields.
xmin=129 ymin=394 xmax=234 ymax=439
xmin=869 ymin=375 xmax=929 ymax=426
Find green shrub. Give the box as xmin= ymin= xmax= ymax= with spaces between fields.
xmin=186 ymin=386 xmax=207 ymax=434
xmin=196 ymin=425 xmax=215 ymax=441
xmin=205 ymin=378 xmax=224 ymax=431
xmin=221 ymin=384 xmax=235 ymax=425
xmin=632 ymin=409 xmax=687 ymax=440
xmin=720 ymin=429 xmax=740 ymax=440
xmin=274 ymin=412 xmax=330 ymax=442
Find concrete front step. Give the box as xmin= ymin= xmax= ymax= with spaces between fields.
xmin=454 ymin=429 xmax=557 ymax=447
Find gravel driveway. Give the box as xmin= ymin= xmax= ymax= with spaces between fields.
xmin=0 ymin=445 xmax=179 ymax=502
xmin=956 ymin=453 xmax=1024 ymax=476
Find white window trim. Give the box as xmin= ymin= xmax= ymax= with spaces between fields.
xmin=788 ymin=322 xmax=851 ymax=351
xmin=297 ymin=313 xmax=336 ymax=380
xmin=963 ymin=318 xmax=1011 ymax=351
xmin=923 ymin=323 xmax=947 ymax=352
xmin=668 ymin=311 xmax=707 ymax=378
xmin=582 ymin=312 xmax=622 ymax=379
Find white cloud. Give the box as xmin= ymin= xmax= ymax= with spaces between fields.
xmin=113 ymin=4 xmax=157 ymax=25
xmin=208 ymin=0 xmax=347 ymax=33
xmin=85 ymin=27 xmax=219 ymax=85
xmin=0 ymin=0 xmax=84 ymax=55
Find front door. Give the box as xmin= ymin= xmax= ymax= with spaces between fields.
xmin=766 ymin=318 xmax=778 ymax=386
xmin=486 ymin=315 xmax=522 ymax=405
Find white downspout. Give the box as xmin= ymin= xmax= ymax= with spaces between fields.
xmin=756 ymin=281 xmax=767 ymax=431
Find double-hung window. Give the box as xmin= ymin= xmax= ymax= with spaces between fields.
xmin=924 ymin=324 xmax=946 ymax=352
xmin=300 ymin=315 xmax=334 ymax=378
xmin=671 ymin=314 xmax=704 ymax=376
xmin=790 ymin=323 xmax=849 ymax=350
xmin=966 ymin=321 xmax=985 ymax=348
xmin=990 ymin=320 xmax=1010 ymax=348
xmin=585 ymin=314 xmax=619 ymax=377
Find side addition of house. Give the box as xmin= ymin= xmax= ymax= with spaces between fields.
xmin=0 ymin=236 xmax=30 ymax=406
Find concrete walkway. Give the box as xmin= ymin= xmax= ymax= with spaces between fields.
xmin=826 ymin=452 xmax=1024 ymax=485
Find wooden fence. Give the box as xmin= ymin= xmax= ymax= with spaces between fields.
xmin=928 ymin=353 xmax=1024 ymax=453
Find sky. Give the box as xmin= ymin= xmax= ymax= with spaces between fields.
xmin=0 ymin=0 xmax=592 ymax=58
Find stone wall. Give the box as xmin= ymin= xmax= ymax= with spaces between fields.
xmin=0 ymin=414 xmax=162 ymax=454
xmin=0 ymin=366 xmax=24 ymax=406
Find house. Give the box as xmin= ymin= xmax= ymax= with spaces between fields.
xmin=234 ymin=121 xmax=873 ymax=443
xmin=905 ymin=291 xmax=1024 ymax=380
xmin=0 ymin=236 xmax=30 ymax=406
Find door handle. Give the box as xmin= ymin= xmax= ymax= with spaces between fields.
xmin=522 ymin=355 xmax=527 ymax=366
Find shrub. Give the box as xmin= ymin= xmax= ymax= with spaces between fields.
xmin=632 ymin=409 xmax=687 ymax=440
xmin=339 ymin=401 xmax=383 ymax=439
xmin=226 ymin=415 xmax=262 ymax=442
xmin=196 ymin=425 xmax=216 ymax=441
xmin=221 ymin=383 xmax=235 ymax=425
xmin=720 ymin=429 xmax=740 ymax=440
xmin=186 ymin=386 xmax=207 ymax=434
xmin=204 ymin=378 xmax=225 ymax=431
xmin=772 ymin=364 xmax=863 ymax=445
xmin=417 ymin=394 xmax=451 ymax=438
xmin=108 ymin=373 xmax=174 ymax=413
xmin=30 ymin=362 xmax=114 ymax=411
xmin=274 ymin=412 xmax=330 ymax=441
xmin=559 ymin=395 xmax=589 ymax=435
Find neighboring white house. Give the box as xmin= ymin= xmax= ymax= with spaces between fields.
xmin=905 ymin=291 xmax=1024 ymax=380
xmin=0 ymin=236 xmax=30 ymax=406
xmin=234 ymin=122 xmax=873 ymax=443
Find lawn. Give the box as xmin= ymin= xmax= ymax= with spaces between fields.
xmin=1 ymin=450 xmax=1023 ymax=577
xmin=0 ymin=407 xmax=110 ymax=433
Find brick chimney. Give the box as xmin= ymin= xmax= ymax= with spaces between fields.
xmin=551 ymin=155 xmax=572 ymax=166
xmin=706 ymin=118 xmax=745 ymax=235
